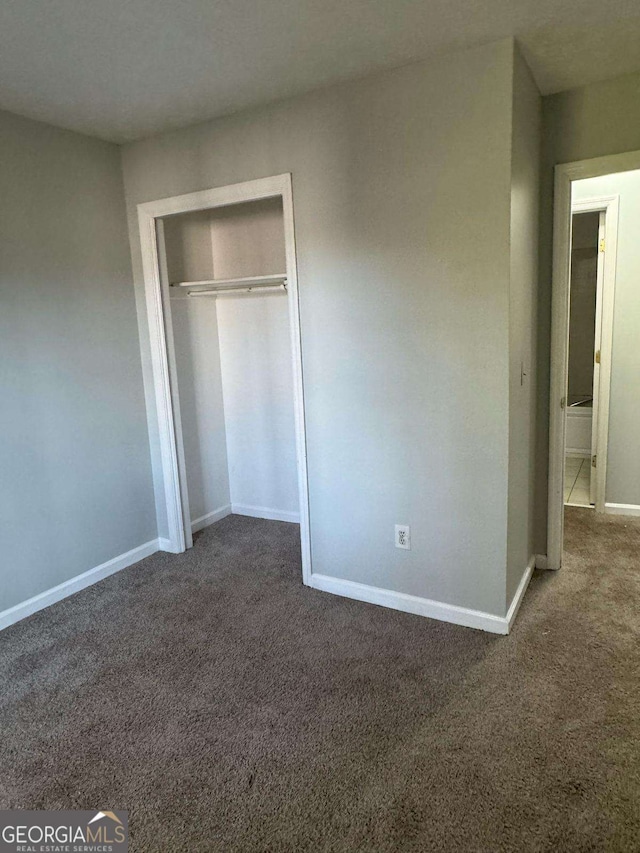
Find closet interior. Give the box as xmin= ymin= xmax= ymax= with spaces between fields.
xmin=161 ymin=197 xmax=300 ymax=531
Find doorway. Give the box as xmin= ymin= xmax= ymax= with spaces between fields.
xmin=137 ymin=175 xmax=312 ymax=585
xmin=547 ymin=153 xmax=640 ymax=570
xmin=564 ymin=207 xmax=605 ymax=508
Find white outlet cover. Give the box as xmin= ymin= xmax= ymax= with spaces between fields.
xmin=395 ymin=524 xmax=411 ymax=550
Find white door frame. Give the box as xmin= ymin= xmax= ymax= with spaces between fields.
xmin=547 ymin=152 xmax=639 ymax=570
xmin=137 ymin=174 xmax=313 ymax=585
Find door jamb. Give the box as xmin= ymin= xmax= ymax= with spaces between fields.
xmin=137 ymin=174 xmax=313 ymax=585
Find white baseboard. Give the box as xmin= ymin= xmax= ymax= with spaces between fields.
xmin=565 ymin=449 xmax=590 ymax=458
xmin=158 ymin=537 xmax=180 ymax=553
xmin=310 ymin=575 xmax=505 ymax=634
xmin=0 ymin=539 xmax=160 ymax=632
xmin=160 ymin=501 xmax=295 ymax=549
xmin=535 ymin=553 xmax=548 ymax=570
xmin=191 ymin=504 xmax=232 ymax=533
xmin=310 ymin=555 xmax=536 ymax=635
xmin=231 ymin=503 xmax=300 ymax=524
xmin=604 ymin=502 xmax=640 ymax=517
xmin=506 ymin=556 xmax=535 ymax=632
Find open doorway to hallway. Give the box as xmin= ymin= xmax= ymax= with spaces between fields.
xmin=564 ymin=209 xmax=602 ymax=508
xmin=548 ymin=153 xmax=640 ymax=569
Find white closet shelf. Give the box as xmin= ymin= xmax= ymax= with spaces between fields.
xmin=171 ymin=274 xmax=287 ymax=290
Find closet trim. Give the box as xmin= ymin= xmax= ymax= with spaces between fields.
xmin=137 ymin=174 xmax=312 ymax=585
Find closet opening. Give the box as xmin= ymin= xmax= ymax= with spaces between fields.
xmin=138 ymin=175 xmax=311 ymax=585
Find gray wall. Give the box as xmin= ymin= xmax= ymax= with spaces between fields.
xmin=573 ymin=170 xmax=640 ymax=506
xmin=568 ymin=212 xmax=598 ymax=402
xmin=122 ymin=40 xmax=517 ymax=616
xmin=211 ymin=201 xmax=299 ymax=517
xmin=537 ymin=71 xmax=640 ymax=551
xmin=217 ymin=292 xmax=298 ymax=516
xmin=0 ymin=109 xmax=155 ymax=612
xmin=506 ymin=46 xmax=541 ymax=604
xmin=164 ymin=209 xmax=216 ymax=283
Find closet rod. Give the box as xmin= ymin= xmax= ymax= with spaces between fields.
xmin=188 ymin=283 xmax=287 ymax=297
xmin=172 ymin=273 xmax=287 ymax=289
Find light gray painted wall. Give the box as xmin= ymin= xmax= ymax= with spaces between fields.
xmin=164 ymin=210 xmax=215 ymax=283
xmin=568 ymin=249 xmax=597 ymax=400
xmin=543 ymin=72 xmax=640 ymax=168
xmin=211 ymin=200 xmax=298 ymax=516
xmin=209 ymin=198 xmax=285 ymax=279
xmin=122 ymin=40 xmax=517 ymax=616
xmin=572 ymin=211 xmax=599 ymax=250
xmin=217 ymin=293 xmax=298 ymax=515
xmin=568 ymin=213 xmax=598 ymax=401
xmin=0 ymin=108 xmax=155 ymax=613
xmin=506 ymin=45 xmax=541 ymax=604
xmin=573 ymin=170 xmax=640 ymax=506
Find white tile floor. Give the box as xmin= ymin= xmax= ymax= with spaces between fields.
xmin=565 ymin=456 xmax=592 ymax=507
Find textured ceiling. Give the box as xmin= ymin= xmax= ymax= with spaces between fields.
xmin=0 ymin=0 xmax=640 ymax=142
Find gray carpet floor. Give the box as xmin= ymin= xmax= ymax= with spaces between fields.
xmin=1 ymin=509 xmax=639 ymax=851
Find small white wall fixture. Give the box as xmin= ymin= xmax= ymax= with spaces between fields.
xmin=547 ymin=152 xmax=640 ymax=570
xmin=137 ymin=174 xmax=312 ymax=584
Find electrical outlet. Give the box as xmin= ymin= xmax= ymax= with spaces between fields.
xmin=395 ymin=524 xmax=411 ymax=550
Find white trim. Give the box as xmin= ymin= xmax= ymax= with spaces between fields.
xmin=156 ymin=219 xmax=194 ymax=550
xmin=604 ymin=502 xmax=640 ymax=517
xmin=310 ymin=574 xmax=508 ymax=633
xmin=0 ymin=540 xmax=159 ymax=632
xmin=535 ymin=554 xmax=549 ymax=570
xmin=591 ymin=209 xmax=606 ymax=507
xmin=565 ymin=449 xmax=591 ymax=458
xmin=191 ymin=504 xmax=232 ymax=533
xmin=547 ymin=151 xmax=639 ymax=571
xmin=137 ymin=176 xmax=287 ymax=219
xmin=138 ymin=213 xmax=187 ymax=554
xmin=137 ymin=175 xmax=312 ymax=584
xmin=281 ymin=178 xmax=313 ymax=583
xmin=231 ymin=504 xmax=300 ymax=523
xmin=506 ymin=557 xmax=535 ymax=632
xmin=595 ymin=200 xmax=618 ymax=513
xmin=548 ymin=166 xmax=573 ymax=570
xmin=310 ymin=569 xmax=528 ymax=635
